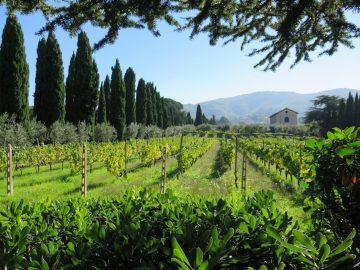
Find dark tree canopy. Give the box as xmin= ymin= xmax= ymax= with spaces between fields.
xmin=194 ymin=104 xmax=203 ymax=126
xmin=2 ymin=0 xmax=359 ymax=70
xmin=43 ymin=31 xmax=65 ymax=126
xmin=109 ymin=59 xmax=126 ymax=139
xmin=124 ymin=67 xmax=136 ymax=125
xmin=33 ymin=38 xmax=47 ymax=121
xmin=103 ymin=75 xmax=111 ymax=121
xmin=97 ymin=82 xmax=106 ymax=124
xmin=0 ymin=14 xmax=29 ymax=125
xmin=156 ymin=92 xmax=163 ymax=128
xmin=70 ymin=31 xmax=99 ymax=124
xmin=65 ymin=53 xmax=76 ymax=123
xmin=34 ymin=32 xmax=65 ymax=127
xmin=304 ymin=93 xmax=360 ymax=136
xmin=136 ymin=78 xmax=147 ymax=125
xmin=146 ymin=82 xmax=154 ymax=126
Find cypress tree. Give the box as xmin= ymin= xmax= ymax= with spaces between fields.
xmin=209 ymin=115 xmax=216 ymax=125
xmin=194 ymin=104 xmax=203 ymax=126
xmin=97 ymin=82 xmax=106 ymax=123
xmin=186 ymin=112 xmax=192 ymax=124
xmin=345 ymin=92 xmax=355 ymax=127
xmin=124 ymin=67 xmax=136 ymax=125
xmin=33 ymin=38 xmax=47 ymax=120
xmin=338 ymin=98 xmax=346 ymax=129
xmin=40 ymin=31 xmax=65 ymax=126
xmin=72 ymin=31 xmax=98 ymax=124
xmin=65 ymin=53 xmax=76 ymax=122
xmin=90 ymin=59 xmax=100 ymax=125
xmin=146 ymin=83 xmax=154 ymax=126
xmin=103 ymin=75 xmax=111 ymax=121
xmin=355 ymin=93 xmax=360 ymax=127
xmin=156 ymin=92 xmax=163 ymax=128
xmin=169 ymin=107 xmax=175 ymax=126
xmin=109 ymin=59 xmax=126 ymax=139
xmin=202 ymin=113 xmax=208 ymax=124
xmin=0 ymin=15 xmax=29 ymax=125
xmin=152 ymin=86 xmax=158 ymax=125
xmin=162 ymin=98 xmax=168 ymax=129
xmin=136 ymin=78 xmax=147 ymax=124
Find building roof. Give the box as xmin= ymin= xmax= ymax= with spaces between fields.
xmin=270 ymin=108 xmax=298 ymax=118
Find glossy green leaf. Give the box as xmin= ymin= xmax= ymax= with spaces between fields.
xmin=319 ymin=244 xmax=330 ymax=263
xmin=329 ymin=229 xmax=355 ymax=258
xmin=195 ymin=247 xmax=203 ymax=267
xmin=293 ymin=230 xmax=317 ymax=253
xmin=266 ymin=226 xmax=282 ymax=242
xmin=40 ymin=257 xmax=50 ymax=270
xmin=336 ymin=147 xmax=356 ymax=157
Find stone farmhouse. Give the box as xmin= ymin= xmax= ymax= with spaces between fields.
xmin=270 ymin=108 xmax=298 ymax=126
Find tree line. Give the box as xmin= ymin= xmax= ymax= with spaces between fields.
xmin=305 ymin=92 xmax=360 ymax=136
xmin=0 ymin=15 xmax=193 ymax=140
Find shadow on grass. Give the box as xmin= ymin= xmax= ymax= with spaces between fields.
xmin=166 ymin=167 xmax=180 ymax=180
xmin=13 ymin=164 xmax=67 ymax=178
xmin=62 ymin=182 xmax=107 ymax=196
xmin=246 ymin=157 xmax=305 ymax=209
xmin=208 ymin=149 xmax=228 ymax=179
xmin=15 ymin=173 xmax=74 ymax=188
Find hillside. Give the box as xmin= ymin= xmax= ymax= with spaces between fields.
xmin=183 ymin=88 xmax=360 ymax=124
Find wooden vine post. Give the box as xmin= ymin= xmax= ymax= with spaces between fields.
xmin=7 ymin=144 xmax=13 ymax=195
xmin=298 ymin=144 xmax=303 ymax=189
xmin=82 ymin=144 xmax=87 ymax=198
xmin=124 ymin=140 xmax=127 ymax=178
xmin=161 ymin=147 xmax=167 ymax=194
xmin=178 ymin=132 xmax=184 ymax=178
xmin=234 ymin=136 xmax=239 ymax=188
xmin=241 ymin=151 xmax=247 ymax=196
xmin=262 ymin=139 xmax=267 ymax=166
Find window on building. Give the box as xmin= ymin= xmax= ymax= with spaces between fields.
xmin=284 ymin=117 xmax=289 ymax=123
xmin=285 ymin=110 xmax=288 ymax=113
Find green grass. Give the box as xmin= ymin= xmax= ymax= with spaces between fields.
xmin=168 ymin=141 xmax=307 ymax=223
xmin=0 ymin=141 xmax=308 ymax=225
xmin=0 ymin=157 xmax=178 ymax=207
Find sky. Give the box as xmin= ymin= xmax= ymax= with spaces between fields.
xmin=0 ymin=7 xmax=359 ymax=105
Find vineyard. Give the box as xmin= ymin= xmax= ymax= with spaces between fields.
xmin=1 ymin=128 xmax=360 ymax=268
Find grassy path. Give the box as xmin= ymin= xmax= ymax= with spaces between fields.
xmin=168 ymin=141 xmax=234 ymax=197
xmin=167 ymin=141 xmax=307 ymax=221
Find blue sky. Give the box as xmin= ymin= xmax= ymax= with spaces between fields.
xmin=0 ymin=7 xmax=359 ymax=105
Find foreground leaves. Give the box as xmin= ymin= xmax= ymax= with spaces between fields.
xmin=0 ymin=189 xmax=356 ymax=269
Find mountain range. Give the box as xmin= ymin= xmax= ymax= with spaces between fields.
xmin=183 ymin=88 xmax=360 ymax=124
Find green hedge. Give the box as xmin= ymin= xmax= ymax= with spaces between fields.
xmin=0 ymin=189 xmax=356 ymax=269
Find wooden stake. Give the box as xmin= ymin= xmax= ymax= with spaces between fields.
xmin=124 ymin=140 xmax=127 ymax=178
xmin=161 ymin=147 xmax=167 ymax=194
xmin=82 ymin=144 xmax=87 ymax=198
xmin=7 ymin=144 xmax=13 ymax=195
xmin=299 ymin=144 xmax=303 ymax=182
xmin=241 ymin=151 xmax=247 ymax=196
xmin=234 ymin=137 xmax=238 ymax=188
xmin=178 ymin=132 xmax=184 ymax=177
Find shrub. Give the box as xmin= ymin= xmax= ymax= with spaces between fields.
xmin=77 ymin=121 xmax=91 ymax=142
xmin=305 ymin=127 xmax=360 ymax=253
xmin=123 ymin=122 xmax=140 ymax=139
xmin=27 ymin=119 xmax=47 ymax=144
xmin=0 ymin=113 xmax=29 ymax=147
xmin=93 ymin=122 xmax=117 ymax=142
xmin=144 ymin=125 xmax=163 ymax=138
xmin=48 ymin=121 xmax=78 ymax=144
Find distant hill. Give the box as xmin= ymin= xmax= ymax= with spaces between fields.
xmin=183 ymin=88 xmax=360 ymax=124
